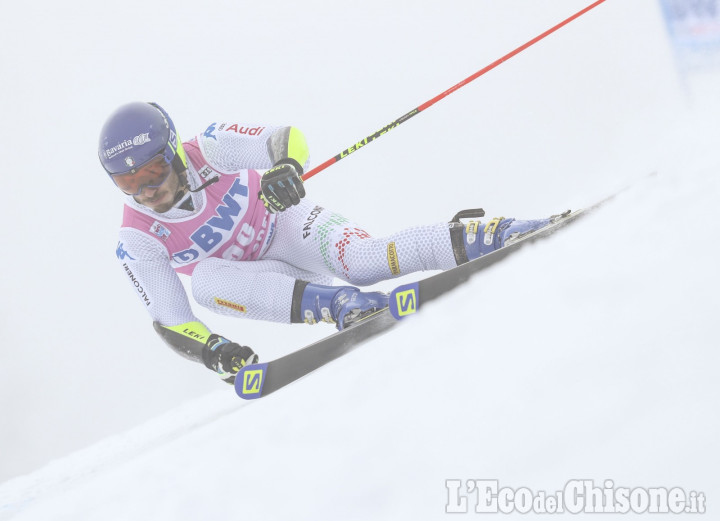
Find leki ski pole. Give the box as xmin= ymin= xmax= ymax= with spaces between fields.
xmin=302 ymin=0 xmax=607 ymax=181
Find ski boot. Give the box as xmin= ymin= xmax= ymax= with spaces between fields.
xmin=296 ymin=283 xmax=389 ymax=330
xmin=449 ymin=208 xmax=570 ymax=263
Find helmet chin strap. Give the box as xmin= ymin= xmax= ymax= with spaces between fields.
xmin=169 ymin=142 xmax=220 ymax=203
xmin=172 ymin=168 xmax=220 ymax=206
xmin=172 ymin=170 xmax=191 ymax=205
xmin=189 ymin=176 xmax=219 ymax=193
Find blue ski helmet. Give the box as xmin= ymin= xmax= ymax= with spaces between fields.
xmin=98 ymin=102 xmax=187 ymax=182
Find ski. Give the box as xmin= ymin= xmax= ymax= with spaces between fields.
xmin=235 ymin=308 xmax=398 ymax=399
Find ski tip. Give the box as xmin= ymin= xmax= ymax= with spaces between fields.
xmin=234 ymin=362 xmax=269 ymax=399
xmin=389 ymin=282 xmax=420 ymax=320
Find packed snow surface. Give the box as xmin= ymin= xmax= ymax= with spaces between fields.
xmin=1 ymin=0 xmax=719 ymax=519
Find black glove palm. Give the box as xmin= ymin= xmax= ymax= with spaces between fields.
xmin=202 ymin=334 xmax=258 ymax=384
xmin=259 ymin=159 xmax=306 ymax=213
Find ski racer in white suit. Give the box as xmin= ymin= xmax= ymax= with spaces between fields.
xmin=99 ymin=102 xmax=552 ymax=384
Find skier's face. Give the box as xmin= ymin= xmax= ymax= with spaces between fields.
xmin=133 ymin=168 xmax=181 ymax=213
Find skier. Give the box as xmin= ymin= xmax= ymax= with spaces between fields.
xmin=100 ymin=102 xmax=553 ymax=384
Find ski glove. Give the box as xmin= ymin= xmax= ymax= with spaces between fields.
xmin=202 ymin=334 xmax=259 ymax=384
xmin=259 ymin=159 xmax=306 ymax=213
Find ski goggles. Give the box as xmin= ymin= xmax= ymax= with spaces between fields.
xmin=110 ymin=154 xmax=173 ymax=196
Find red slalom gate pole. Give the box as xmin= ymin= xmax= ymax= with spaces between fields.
xmin=302 ymin=0 xmax=607 ymax=181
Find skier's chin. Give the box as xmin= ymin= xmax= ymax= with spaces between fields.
xmin=149 ymin=201 xmax=174 ymax=213
xmin=136 ymin=191 xmax=174 ymax=213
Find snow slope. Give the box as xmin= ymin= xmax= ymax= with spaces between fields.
xmin=1 ymin=134 xmax=719 ymax=519
xmin=1 ymin=0 xmax=719 ymax=518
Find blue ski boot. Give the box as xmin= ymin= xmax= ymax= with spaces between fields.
xmin=449 ymin=209 xmax=568 ymax=263
xmin=294 ymin=283 xmax=389 ymax=330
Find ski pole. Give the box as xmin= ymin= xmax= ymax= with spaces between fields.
xmin=302 ymin=0 xmax=607 ymax=181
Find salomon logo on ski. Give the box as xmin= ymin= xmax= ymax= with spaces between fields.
xmin=389 ymin=283 xmax=420 ymax=319
xmin=235 ymin=363 xmax=269 ymax=399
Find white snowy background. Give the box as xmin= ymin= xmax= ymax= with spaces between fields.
xmin=1 ymin=0 xmax=719 ymax=519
